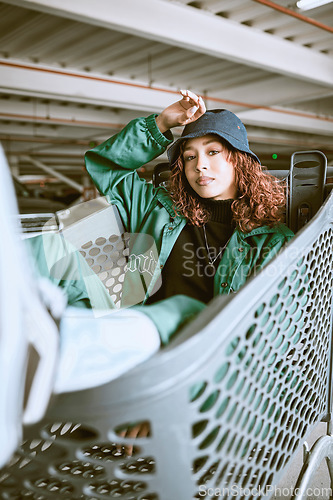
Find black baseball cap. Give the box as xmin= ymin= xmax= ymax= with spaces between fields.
xmin=167 ymin=109 xmax=260 ymax=165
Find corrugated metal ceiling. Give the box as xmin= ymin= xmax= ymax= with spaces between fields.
xmin=0 ymin=0 xmax=332 ymax=199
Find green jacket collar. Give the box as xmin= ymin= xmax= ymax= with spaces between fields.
xmin=156 ymin=188 xmax=185 ymax=222
xmin=236 ymin=224 xmax=291 ymax=239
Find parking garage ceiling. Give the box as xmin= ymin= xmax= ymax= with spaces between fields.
xmin=0 ymin=0 xmax=332 ymax=198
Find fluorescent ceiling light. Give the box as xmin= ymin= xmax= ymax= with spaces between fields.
xmin=296 ymin=0 xmax=333 ymax=10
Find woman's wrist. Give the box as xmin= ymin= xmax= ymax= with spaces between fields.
xmin=155 ymin=113 xmax=169 ymax=134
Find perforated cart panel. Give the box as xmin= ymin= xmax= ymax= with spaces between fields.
xmin=78 ymin=233 xmax=129 ymax=308
xmin=56 ymin=203 xmax=128 ymax=308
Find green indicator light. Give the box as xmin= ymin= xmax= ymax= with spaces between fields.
xmin=89 ymin=141 xmax=96 ymax=148
xmin=272 ymin=154 xmax=278 ymax=160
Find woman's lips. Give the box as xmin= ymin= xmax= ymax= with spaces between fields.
xmin=196 ymin=176 xmax=213 ymax=186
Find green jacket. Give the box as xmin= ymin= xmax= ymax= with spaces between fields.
xmin=85 ymin=114 xmax=294 ymax=308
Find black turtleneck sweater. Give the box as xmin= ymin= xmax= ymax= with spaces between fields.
xmin=146 ymin=199 xmax=234 ymax=305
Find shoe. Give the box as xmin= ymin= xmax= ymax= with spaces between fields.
xmin=54 ymin=307 xmax=160 ymax=393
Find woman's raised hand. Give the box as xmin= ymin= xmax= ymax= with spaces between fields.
xmin=156 ymin=90 xmax=206 ymax=133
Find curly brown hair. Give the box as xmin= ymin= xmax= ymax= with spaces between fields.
xmin=168 ymin=138 xmax=286 ymax=232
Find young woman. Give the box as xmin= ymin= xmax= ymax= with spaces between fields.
xmin=23 ymin=90 xmax=293 ymax=393
xmin=85 ymin=90 xmax=293 ymax=344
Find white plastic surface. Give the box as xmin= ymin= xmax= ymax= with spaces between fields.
xmin=0 ymin=146 xmax=60 ymax=468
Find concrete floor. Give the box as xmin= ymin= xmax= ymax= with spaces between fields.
xmin=271 ymin=423 xmax=332 ymax=500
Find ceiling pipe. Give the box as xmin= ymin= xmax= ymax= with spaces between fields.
xmin=252 ymin=0 xmax=333 ymax=34
xmin=1 ymin=107 xmax=332 ymax=127
xmin=0 ymin=112 xmax=124 ymax=130
xmin=0 ymin=61 xmax=332 ymax=124
xmin=0 ymin=135 xmax=92 ymax=145
xmin=2 ymin=134 xmax=332 ymax=154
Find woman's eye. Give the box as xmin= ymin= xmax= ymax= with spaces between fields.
xmin=185 ymin=155 xmax=195 ymax=161
xmin=209 ymin=150 xmax=220 ymax=156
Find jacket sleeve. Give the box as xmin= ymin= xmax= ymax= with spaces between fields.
xmin=85 ymin=114 xmax=173 ymax=232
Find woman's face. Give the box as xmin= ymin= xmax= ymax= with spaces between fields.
xmin=183 ymin=134 xmax=237 ymax=200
